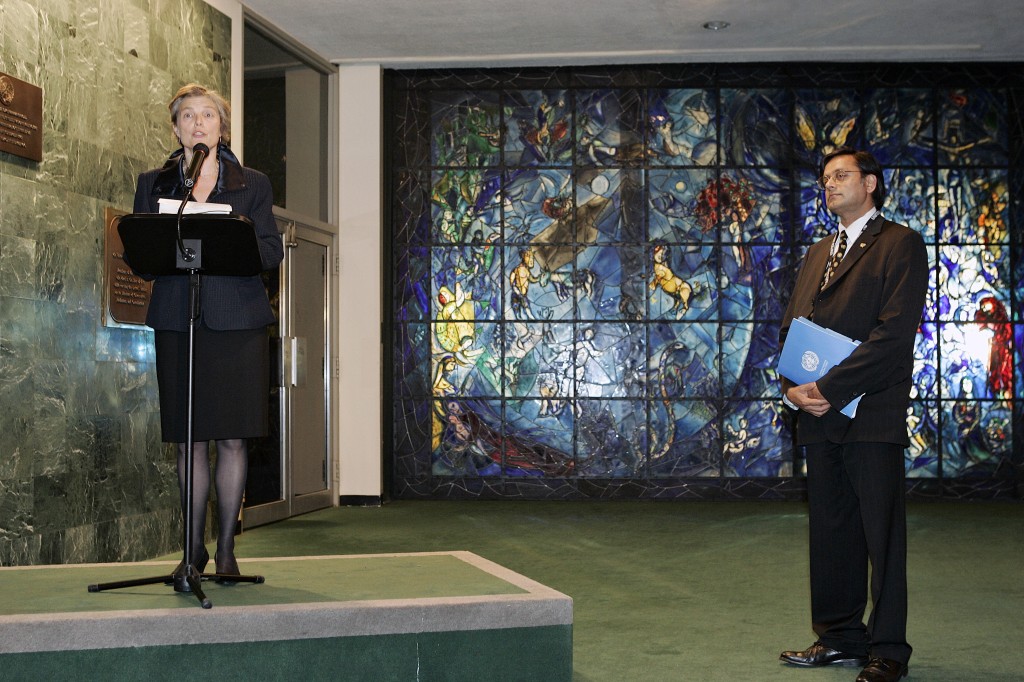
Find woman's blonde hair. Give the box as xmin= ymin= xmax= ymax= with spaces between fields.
xmin=168 ymin=83 xmax=231 ymax=144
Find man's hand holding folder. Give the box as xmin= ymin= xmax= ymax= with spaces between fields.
xmin=778 ymin=317 xmax=864 ymax=418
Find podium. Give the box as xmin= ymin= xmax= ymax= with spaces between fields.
xmin=88 ymin=213 xmax=266 ymax=608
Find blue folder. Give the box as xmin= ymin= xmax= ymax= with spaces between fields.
xmin=778 ymin=317 xmax=863 ymax=418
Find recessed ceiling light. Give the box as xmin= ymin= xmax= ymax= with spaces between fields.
xmin=703 ymin=21 xmax=730 ymax=31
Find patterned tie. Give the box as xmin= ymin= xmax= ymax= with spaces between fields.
xmin=821 ymin=229 xmax=847 ymax=289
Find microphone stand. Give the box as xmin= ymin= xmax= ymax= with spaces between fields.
xmin=174 ymin=179 xmax=208 ymax=605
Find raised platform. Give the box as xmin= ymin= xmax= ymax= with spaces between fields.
xmin=0 ymin=551 xmax=573 ymax=681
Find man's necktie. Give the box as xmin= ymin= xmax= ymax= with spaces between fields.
xmin=821 ymin=229 xmax=847 ymax=289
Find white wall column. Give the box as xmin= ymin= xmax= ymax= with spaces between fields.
xmin=336 ymin=64 xmax=384 ymax=498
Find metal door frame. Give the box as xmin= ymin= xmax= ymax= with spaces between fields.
xmin=244 ymin=208 xmax=336 ymax=527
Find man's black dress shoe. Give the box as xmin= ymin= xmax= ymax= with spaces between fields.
xmin=856 ymin=657 xmax=908 ymax=682
xmin=780 ymin=642 xmax=869 ymax=667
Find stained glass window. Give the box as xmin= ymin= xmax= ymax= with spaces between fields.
xmin=386 ymin=65 xmax=1022 ymax=500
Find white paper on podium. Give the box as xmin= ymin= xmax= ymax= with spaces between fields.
xmin=157 ymin=198 xmax=233 ymax=215
xmin=778 ymin=317 xmax=863 ymax=418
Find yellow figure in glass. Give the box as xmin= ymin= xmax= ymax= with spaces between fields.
xmin=435 ymin=282 xmax=482 ymax=364
xmin=650 ymin=244 xmax=695 ymax=318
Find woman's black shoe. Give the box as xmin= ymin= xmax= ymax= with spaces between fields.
xmin=215 ymin=552 xmax=240 ymax=585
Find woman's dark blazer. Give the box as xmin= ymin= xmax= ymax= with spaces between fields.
xmin=132 ymin=144 xmax=284 ymax=332
xmin=779 ymin=214 xmax=929 ymax=447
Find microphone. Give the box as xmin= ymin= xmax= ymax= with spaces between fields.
xmin=176 ymin=142 xmax=209 ymax=264
xmin=182 ymin=143 xmax=209 ymax=189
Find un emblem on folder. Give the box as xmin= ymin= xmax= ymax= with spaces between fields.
xmin=800 ymin=350 xmax=820 ymax=372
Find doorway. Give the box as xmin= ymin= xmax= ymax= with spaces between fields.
xmin=244 ymin=215 xmax=334 ymax=527
xmin=241 ymin=14 xmax=337 ymax=526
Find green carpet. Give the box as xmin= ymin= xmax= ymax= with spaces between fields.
xmin=5 ymin=500 xmax=1022 ymax=680
xmin=225 ymin=499 xmax=1023 ymax=681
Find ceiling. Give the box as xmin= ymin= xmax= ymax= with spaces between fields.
xmin=240 ymin=0 xmax=1023 ymax=68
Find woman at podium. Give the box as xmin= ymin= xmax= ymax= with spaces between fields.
xmin=133 ymin=83 xmax=283 ymax=587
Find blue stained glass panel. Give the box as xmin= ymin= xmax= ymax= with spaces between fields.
xmin=504 ymin=90 xmax=572 ymax=166
xmin=720 ymin=89 xmax=791 ymax=167
xmin=793 ymin=89 xmax=862 ymax=164
xmin=502 ymin=322 xmax=572 ymax=399
xmin=937 ymin=169 xmax=1009 ymax=244
xmin=938 ymin=322 xmax=1013 ymax=400
xmin=726 ymin=321 xmax=783 ymax=399
xmin=751 ymin=247 xmax=791 ymax=321
xmin=498 ymin=322 xmax=547 ymax=399
xmin=718 ymin=170 xmax=788 ymax=245
xmin=648 ymin=245 xmax=717 ymax=321
xmin=936 ymin=89 xmax=1008 ymax=166
xmin=884 ymin=168 xmax=935 ymax=242
xmin=940 ymin=400 xmax=1012 ymax=477
xmin=863 ymin=88 xmax=934 ymax=166
xmin=431 ymin=92 xmax=501 ymax=166
xmin=575 ymin=89 xmax=645 ymax=166
xmin=649 ymin=168 xmax=718 ymax=242
xmin=393 ymin=400 xmax=431 ymax=478
xmin=936 ymin=245 xmax=1010 ymax=323
xmin=504 ymin=169 xmax=571 ymax=243
xmin=648 ymin=400 xmax=720 ymax=478
xmin=646 ymin=89 xmax=718 ymax=166
xmin=573 ymin=246 xmax=641 ymax=321
xmin=432 ymin=247 xmax=502 ymax=322
xmin=648 ymin=323 xmax=719 ymax=399
xmin=1016 ymin=325 xmax=1023 ymax=400
xmin=431 ymin=169 xmax=502 ymax=244
xmin=394 ymin=171 xmax=430 ymax=244
xmin=578 ymin=323 xmax=646 ymax=400
xmin=1016 ymin=248 xmax=1024 ymax=324
xmin=502 ymin=400 xmax=575 ymax=475
xmin=905 ymin=401 xmax=939 ymax=478
xmin=723 ymin=400 xmax=791 ymax=477
xmin=395 ymin=245 xmax=430 ymax=321
xmin=395 ymin=323 xmax=430 ymax=399
xmin=796 ymin=168 xmax=833 ymax=243
xmin=432 ymin=399 xmax=505 ymax=477
xmin=912 ymin=323 xmax=938 ymax=401
xmin=574 ymin=168 xmax=630 ymax=243
xmin=577 ymin=399 xmax=648 ymax=477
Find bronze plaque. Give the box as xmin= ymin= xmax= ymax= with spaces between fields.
xmin=104 ymin=207 xmax=152 ymax=327
xmin=0 ymin=72 xmax=43 ymax=162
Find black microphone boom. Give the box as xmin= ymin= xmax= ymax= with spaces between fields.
xmin=182 ymin=143 xmax=209 ymax=190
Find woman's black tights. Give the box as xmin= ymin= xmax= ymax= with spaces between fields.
xmin=177 ymin=439 xmax=247 ymax=568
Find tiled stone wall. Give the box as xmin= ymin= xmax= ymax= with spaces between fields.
xmin=0 ymin=0 xmax=232 ymax=565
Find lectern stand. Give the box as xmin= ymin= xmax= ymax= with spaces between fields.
xmin=88 ymin=213 xmax=266 ymax=608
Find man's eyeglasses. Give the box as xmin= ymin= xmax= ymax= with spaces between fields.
xmin=817 ymin=169 xmax=863 ymax=189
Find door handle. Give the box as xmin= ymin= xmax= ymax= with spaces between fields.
xmin=284 ymin=336 xmax=308 ymax=387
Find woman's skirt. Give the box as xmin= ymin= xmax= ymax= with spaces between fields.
xmin=155 ymin=325 xmax=270 ymax=443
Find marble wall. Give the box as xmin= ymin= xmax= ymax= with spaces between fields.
xmin=0 ymin=0 xmax=232 ymax=565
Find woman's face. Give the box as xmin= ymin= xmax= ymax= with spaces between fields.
xmin=174 ymin=95 xmax=221 ymax=152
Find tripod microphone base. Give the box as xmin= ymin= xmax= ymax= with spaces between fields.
xmin=88 ymin=566 xmax=263 ymax=609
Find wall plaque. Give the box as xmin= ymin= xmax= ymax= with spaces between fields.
xmin=0 ymin=72 xmax=43 ymax=162
xmin=104 ymin=207 xmax=152 ymax=327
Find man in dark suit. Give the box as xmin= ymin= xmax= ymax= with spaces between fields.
xmin=778 ymin=148 xmax=929 ymax=682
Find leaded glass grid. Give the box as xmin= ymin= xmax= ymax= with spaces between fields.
xmin=385 ymin=64 xmax=1023 ymax=500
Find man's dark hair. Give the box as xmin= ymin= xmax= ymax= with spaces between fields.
xmin=821 ymin=147 xmax=886 ymax=209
